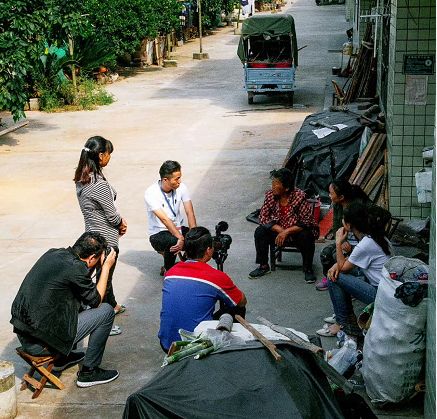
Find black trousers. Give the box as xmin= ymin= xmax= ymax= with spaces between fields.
xmin=254 ymin=224 xmax=315 ymax=272
xmin=150 ymin=226 xmax=189 ymax=270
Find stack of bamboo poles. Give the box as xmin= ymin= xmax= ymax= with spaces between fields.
xmin=349 ymin=132 xmax=388 ymax=208
xmin=344 ymin=23 xmax=377 ymax=104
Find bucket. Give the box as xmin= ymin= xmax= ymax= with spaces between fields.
xmin=331 ymin=67 xmax=341 ymax=76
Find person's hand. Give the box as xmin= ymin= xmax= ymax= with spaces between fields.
xmin=341 ymin=241 xmax=352 ymax=254
xmin=327 ymin=266 xmax=339 ymax=282
xmin=102 ymin=247 xmax=116 ymax=268
xmin=327 ymin=262 xmax=339 ymax=282
xmin=170 ymin=237 xmax=184 ymax=253
xmin=275 ymin=231 xmax=288 ymax=247
xmin=335 ymin=227 xmax=348 ymax=245
xmin=119 ymin=218 xmax=128 ymax=236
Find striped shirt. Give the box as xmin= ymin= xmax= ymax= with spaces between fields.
xmin=76 ymin=174 xmax=122 ymax=247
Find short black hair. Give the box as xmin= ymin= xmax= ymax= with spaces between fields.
xmin=159 ymin=160 xmax=181 ymax=179
xmin=72 ymin=232 xmax=107 ymax=259
xmin=185 ymin=227 xmax=213 ymax=259
xmin=269 ymin=168 xmax=295 ymax=190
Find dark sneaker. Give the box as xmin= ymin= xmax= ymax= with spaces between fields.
xmin=53 ymin=351 xmax=85 ymax=372
xmin=248 ymin=266 xmax=271 ymax=279
xmin=304 ymin=270 xmax=317 ymax=284
xmin=76 ymin=367 xmax=119 ymax=388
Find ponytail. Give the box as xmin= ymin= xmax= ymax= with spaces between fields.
xmin=367 ymin=205 xmax=391 ymax=255
xmin=73 ymin=136 xmax=113 ymax=184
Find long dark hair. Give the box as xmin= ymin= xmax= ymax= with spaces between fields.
xmin=331 ymin=178 xmax=369 ymax=203
xmin=73 ymin=136 xmax=113 ymax=184
xmin=343 ymin=202 xmax=391 ymax=255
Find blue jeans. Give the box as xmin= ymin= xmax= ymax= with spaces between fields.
xmin=328 ymin=271 xmax=377 ymax=326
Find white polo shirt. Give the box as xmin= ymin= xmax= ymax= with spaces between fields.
xmin=144 ymin=181 xmax=191 ymax=236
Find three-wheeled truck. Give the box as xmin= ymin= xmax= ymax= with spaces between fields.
xmin=237 ymin=14 xmax=298 ymax=105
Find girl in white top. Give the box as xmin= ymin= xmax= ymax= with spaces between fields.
xmin=317 ymin=202 xmax=392 ymax=337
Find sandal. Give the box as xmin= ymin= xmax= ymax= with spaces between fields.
xmin=114 ymin=304 xmax=126 ymax=315
xmin=316 ymin=323 xmax=341 ymax=337
xmin=109 ymin=325 xmax=122 ymax=336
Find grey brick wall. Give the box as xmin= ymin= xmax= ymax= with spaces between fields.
xmin=425 ymin=153 xmax=436 ymax=418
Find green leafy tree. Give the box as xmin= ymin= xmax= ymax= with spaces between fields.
xmin=84 ymin=0 xmax=180 ymax=56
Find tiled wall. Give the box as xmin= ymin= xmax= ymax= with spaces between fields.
xmin=386 ymin=0 xmax=435 ymax=218
xmin=425 ymin=154 xmax=436 ymax=419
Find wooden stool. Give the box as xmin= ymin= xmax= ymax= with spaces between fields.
xmin=16 ymin=347 xmax=65 ymax=399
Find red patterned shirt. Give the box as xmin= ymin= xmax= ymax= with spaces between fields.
xmin=259 ymin=188 xmax=319 ymax=239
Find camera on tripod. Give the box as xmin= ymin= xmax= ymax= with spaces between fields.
xmin=212 ymin=221 xmax=232 ymax=271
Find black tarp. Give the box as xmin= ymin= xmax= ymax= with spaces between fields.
xmin=123 ymin=343 xmax=344 ymax=419
xmin=284 ymin=111 xmax=365 ymax=204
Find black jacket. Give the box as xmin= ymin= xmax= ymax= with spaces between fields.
xmin=10 ymin=247 xmax=101 ymax=355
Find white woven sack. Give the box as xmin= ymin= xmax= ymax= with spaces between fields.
xmin=362 ymin=256 xmax=428 ymax=403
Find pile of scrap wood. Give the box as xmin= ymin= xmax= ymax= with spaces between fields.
xmin=349 ymin=132 xmax=388 ymax=208
xmin=344 ymin=23 xmax=376 ymax=103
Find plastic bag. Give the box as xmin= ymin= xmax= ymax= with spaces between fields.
xmin=328 ymin=338 xmax=358 ymax=375
xmin=200 ymin=329 xmax=246 ymax=350
xmin=362 ymin=257 xmax=428 ymax=403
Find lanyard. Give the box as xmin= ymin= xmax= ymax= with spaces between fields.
xmin=161 ymin=187 xmax=177 ymax=218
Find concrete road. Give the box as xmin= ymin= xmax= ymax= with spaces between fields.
xmin=0 ymin=0 xmax=350 ymax=417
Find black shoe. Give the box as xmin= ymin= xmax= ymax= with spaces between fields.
xmin=76 ymin=367 xmax=119 ymax=388
xmin=53 ymin=351 xmax=85 ymax=372
xmin=304 ymin=270 xmax=317 ymax=284
xmin=248 ymin=266 xmax=271 ymax=279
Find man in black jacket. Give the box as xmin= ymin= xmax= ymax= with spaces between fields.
xmin=11 ymin=232 xmax=119 ymax=388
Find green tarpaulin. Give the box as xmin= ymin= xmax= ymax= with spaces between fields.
xmin=237 ymin=14 xmax=298 ymax=66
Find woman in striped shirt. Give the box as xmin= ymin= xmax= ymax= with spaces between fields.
xmin=74 ymin=136 xmax=127 ymax=323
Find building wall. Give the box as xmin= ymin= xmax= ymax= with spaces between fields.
xmin=385 ymin=0 xmax=435 ymax=219
xmin=425 ymin=152 xmax=436 ymax=418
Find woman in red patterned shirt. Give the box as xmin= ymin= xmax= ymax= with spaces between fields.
xmin=249 ymin=168 xmax=319 ymax=283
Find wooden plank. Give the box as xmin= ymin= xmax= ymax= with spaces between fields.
xmin=0 ymin=120 xmax=28 ymax=137
xmin=257 ymin=316 xmax=323 ymax=354
xmin=235 ymin=315 xmax=282 ymax=362
xmin=361 ymin=152 xmax=384 ymax=189
xmin=353 ymin=134 xmax=386 ymax=187
xmin=349 ymin=133 xmax=380 ymax=183
xmin=363 ymin=164 xmax=384 ymax=195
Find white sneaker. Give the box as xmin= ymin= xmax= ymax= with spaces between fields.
xmin=109 ymin=325 xmax=121 ymax=336
xmin=323 ymin=314 xmax=336 ymax=324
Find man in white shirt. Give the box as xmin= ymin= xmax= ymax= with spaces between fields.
xmin=144 ymin=161 xmax=197 ymax=273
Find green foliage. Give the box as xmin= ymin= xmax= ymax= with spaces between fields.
xmin=40 ymin=78 xmax=114 ymax=112
xmin=73 ymin=37 xmax=117 ymax=75
xmin=0 ymin=0 xmax=180 ymax=120
xmin=83 ymin=0 xmax=181 ymax=56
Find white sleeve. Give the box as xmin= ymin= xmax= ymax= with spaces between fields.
xmin=179 ymin=183 xmax=191 ymax=202
xmin=348 ymin=238 xmax=372 ymax=270
xmin=144 ymin=186 xmax=162 ymax=211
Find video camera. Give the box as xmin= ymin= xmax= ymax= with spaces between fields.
xmin=212 ymin=221 xmax=232 ymax=271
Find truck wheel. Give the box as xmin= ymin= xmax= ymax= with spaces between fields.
xmin=287 ymin=92 xmax=294 ymax=106
xmin=248 ymin=92 xmax=254 ymax=105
